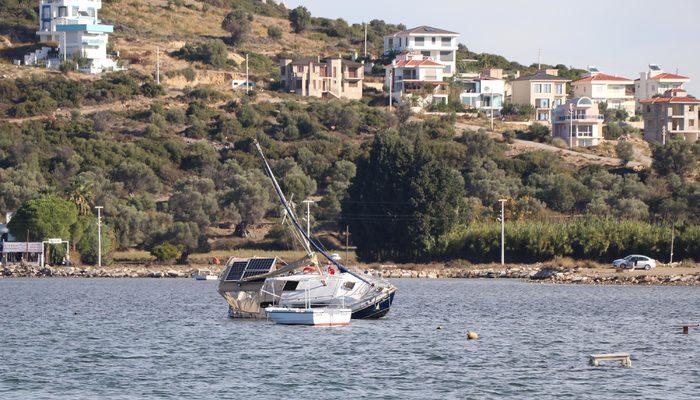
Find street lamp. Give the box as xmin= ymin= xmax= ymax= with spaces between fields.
xmin=95 ymin=206 xmax=103 ymax=268
xmin=498 ymin=199 xmax=507 ymax=265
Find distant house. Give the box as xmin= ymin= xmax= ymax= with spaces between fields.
xmin=511 ymin=69 xmax=570 ymax=122
xmin=572 ymin=67 xmax=635 ymax=115
xmin=383 ymin=26 xmax=459 ymax=76
xmin=635 ymin=64 xmax=690 ymax=113
xmin=279 ymin=57 xmax=364 ymax=100
xmin=26 ymin=0 xmax=119 ymax=74
xmin=640 ymin=89 xmax=699 ymax=143
xmin=457 ymin=68 xmax=505 ymax=116
xmin=552 ymin=97 xmax=604 ymax=147
xmin=385 ymin=51 xmax=448 ymax=107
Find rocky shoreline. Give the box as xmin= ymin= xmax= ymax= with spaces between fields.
xmin=2 ymin=263 xmax=699 ymax=286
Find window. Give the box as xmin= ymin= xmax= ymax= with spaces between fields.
xmin=280 ymin=66 xmax=286 ymax=76
xmin=431 ymin=37 xmax=436 ymax=44
xmin=555 ymin=98 xmax=563 ymax=106
xmin=343 ymin=281 xmax=356 ymax=290
xmin=388 ymin=38 xmax=393 ymax=48
xmin=333 ymin=67 xmax=337 ymax=77
xmin=690 ymin=105 xmax=695 ymax=112
xmin=441 ymin=37 xmax=451 ymax=46
xmin=283 ymin=281 xmax=299 ymax=291
xmin=542 ymin=84 xmax=552 ymax=93
xmin=72 ymin=6 xmax=79 ymax=16
xmin=536 ymin=98 xmax=550 ymax=108
xmin=556 ymin=84 xmax=563 ymax=95
xmin=537 ymin=112 xmax=549 ymax=121
xmin=421 ymin=51 xmax=430 ymax=58
xmin=42 ymin=5 xmax=51 ymax=19
xmin=690 ymin=120 xmax=695 ymax=127
xmin=534 ymin=84 xmax=542 ymax=93
xmin=415 ymin=37 xmax=424 ymax=46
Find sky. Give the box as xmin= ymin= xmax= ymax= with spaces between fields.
xmin=285 ymin=0 xmax=700 ymax=94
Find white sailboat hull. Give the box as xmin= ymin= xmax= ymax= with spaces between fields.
xmin=266 ymin=307 xmax=351 ymax=326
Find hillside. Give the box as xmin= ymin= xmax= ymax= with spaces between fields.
xmin=0 ymin=0 xmax=698 ymax=265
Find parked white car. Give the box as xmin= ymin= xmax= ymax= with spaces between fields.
xmin=612 ymin=255 xmax=656 ymax=270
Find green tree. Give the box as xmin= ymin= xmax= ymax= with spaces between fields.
xmin=76 ymin=219 xmax=112 ymax=265
xmin=150 ymin=243 xmax=180 ymax=262
xmin=218 ymin=170 xmax=270 ymax=237
xmin=169 ymin=177 xmax=219 ymax=230
xmin=652 ymin=140 xmax=699 ymax=177
xmin=289 ymin=6 xmax=311 ymax=33
xmin=615 ymin=141 xmax=635 ymax=166
xmin=342 ymin=133 xmax=465 ymax=261
xmin=221 ymin=10 xmax=252 ymax=46
xmin=8 ymin=195 xmax=78 ymax=242
xmin=148 ymin=222 xmax=203 ymax=263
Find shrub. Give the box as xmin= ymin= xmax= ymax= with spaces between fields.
xmin=502 ymin=130 xmax=516 ymax=144
xmin=150 ymin=242 xmax=180 ymax=262
xmin=551 ymin=137 xmax=567 ymax=149
xmin=615 ymin=141 xmax=634 ymax=165
xmin=289 ymin=6 xmax=311 ymax=33
xmin=174 ymin=40 xmax=229 ymax=69
xmin=267 ymin=25 xmax=282 ymax=40
xmin=59 ymin=60 xmax=77 ymax=74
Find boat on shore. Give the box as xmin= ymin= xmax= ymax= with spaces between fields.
xmin=193 ymin=269 xmax=218 ymax=280
xmin=216 ymin=140 xmax=396 ymax=320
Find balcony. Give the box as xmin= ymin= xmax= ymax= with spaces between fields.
xmin=557 ymin=115 xmax=604 ymax=122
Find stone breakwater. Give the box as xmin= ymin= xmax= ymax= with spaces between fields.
xmin=0 ymin=264 xmax=221 ymax=279
xmin=2 ymin=263 xmax=698 ymax=286
xmin=367 ymin=265 xmax=700 ymax=286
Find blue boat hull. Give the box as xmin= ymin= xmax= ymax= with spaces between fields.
xmin=351 ymin=290 xmax=396 ymax=319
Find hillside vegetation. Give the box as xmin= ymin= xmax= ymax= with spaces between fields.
xmin=0 ymin=0 xmax=698 ymax=265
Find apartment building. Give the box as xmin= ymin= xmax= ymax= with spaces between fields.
xmin=572 ymin=67 xmax=635 ymax=115
xmin=635 ymin=64 xmax=690 ymax=113
xmin=552 ymin=97 xmax=604 ymax=147
xmin=279 ymin=57 xmax=364 ymax=100
xmin=28 ymin=0 xmax=117 ymax=73
xmin=511 ymin=69 xmax=569 ymax=122
xmin=385 ymin=51 xmax=448 ymax=107
xmin=640 ymin=89 xmax=699 ymax=143
xmin=383 ymin=26 xmax=459 ymax=76
xmin=457 ymin=68 xmax=505 ymax=115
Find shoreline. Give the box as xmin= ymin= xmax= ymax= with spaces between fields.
xmin=2 ymin=262 xmax=699 ymax=286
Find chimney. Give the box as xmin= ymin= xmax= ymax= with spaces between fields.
xmin=545 ymin=68 xmax=559 ymax=76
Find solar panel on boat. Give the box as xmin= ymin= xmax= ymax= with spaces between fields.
xmin=242 ymin=258 xmax=276 ymax=279
xmin=225 ymin=261 xmax=248 ymax=281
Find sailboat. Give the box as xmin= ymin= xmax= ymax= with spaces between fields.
xmin=217 ymin=140 xmax=397 ymax=320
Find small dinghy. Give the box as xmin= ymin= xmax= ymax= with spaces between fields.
xmin=266 ymin=307 xmax=351 ymax=326
xmin=193 ymin=269 xmax=218 ymax=281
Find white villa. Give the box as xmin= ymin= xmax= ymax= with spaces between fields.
xmin=383 ymin=26 xmax=459 ymax=76
xmin=571 ymin=67 xmax=635 ymax=115
xmin=25 ymin=0 xmax=118 ymax=73
xmin=457 ymin=68 xmax=506 ymax=116
xmin=634 ymin=64 xmax=690 ymax=113
xmin=552 ymin=97 xmax=605 ymax=147
xmin=385 ymin=51 xmax=448 ymax=107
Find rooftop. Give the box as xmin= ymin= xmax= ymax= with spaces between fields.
xmin=573 ymin=73 xmax=633 ymax=83
xmin=386 ymin=25 xmax=459 ymax=37
xmin=650 ymin=72 xmax=689 ymax=81
xmin=513 ymin=70 xmax=570 ymax=82
xmin=640 ymin=96 xmax=700 ymax=104
xmin=392 ymin=59 xmax=446 ymax=68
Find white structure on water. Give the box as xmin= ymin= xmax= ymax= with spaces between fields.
xmin=25 ymin=0 xmax=119 ymax=73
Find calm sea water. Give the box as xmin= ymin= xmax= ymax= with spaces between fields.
xmin=0 ymin=278 xmax=698 ymax=399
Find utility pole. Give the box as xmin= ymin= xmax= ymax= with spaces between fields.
xmin=363 ymin=23 xmax=368 ymax=58
xmin=569 ymin=102 xmax=574 ymax=148
xmin=670 ymin=223 xmax=675 ymax=264
xmin=245 ymin=53 xmax=249 ymax=95
xmin=537 ymin=48 xmax=542 ymax=70
xmin=389 ymin=67 xmax=393 ymax=110
xmin=156 ymin=46 xmax=160 ymax=84
xmin=498 ymin=199 xmax=507 ymax=265
xmin=661 ymin=125 xmax=667 ymax=145
xmin=63 ymin=32 xmax=67 ymax=62
xmin=302 ymin=200 xmax=314 ymax=237
xmin=95 ymin=206 xmax=103 ymax=268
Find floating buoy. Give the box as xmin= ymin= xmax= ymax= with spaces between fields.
xmin=467 ymin=331 xmax=479 ymax=340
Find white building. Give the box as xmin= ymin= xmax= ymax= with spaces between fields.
xmin=552 ymin=97 xmax=604 ymax=147
xmin=572 ymin=67 xmax=635 ymax=115
xmin=634 ymin=64 xmax=690 ymax=113
xmin=383 ymin=26 xmax=459 ymax=76
xmin=385 ymin=51 xmax=448 ymax=107
xmin=26 ymin=0 xmax=118 ymax=73
xmin=457 ymin=69 xmax=505 ymax=116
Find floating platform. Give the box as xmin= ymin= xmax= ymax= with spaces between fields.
xmin=589 ymin=353 xmax=631 ymax=367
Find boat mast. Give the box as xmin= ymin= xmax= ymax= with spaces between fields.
xmin=253 ymin=139 xmax=372 ymax=285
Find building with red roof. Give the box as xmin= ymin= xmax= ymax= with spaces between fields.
xmin=634 ymin=64 xmax=690 ymax=114
xmin=383 ymin=26 xmax=459 ymax=77
xmin=384 ymin=51 xmax=449 ymax=107
xmin=572 ymin=67 xmax=635 ymax=114
xmin=640 ymin=89 xmax=699 ymax=143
